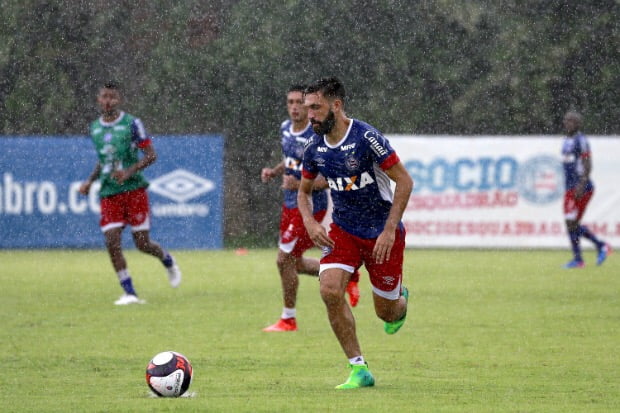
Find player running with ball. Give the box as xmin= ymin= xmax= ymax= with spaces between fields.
xmin=298 ymin=77 xmax=413 ymax=389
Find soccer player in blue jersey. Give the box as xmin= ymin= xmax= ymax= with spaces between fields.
xmin=79 ymin=82 xmax=181 ymax=305
xmin=261 ymin=85 xmax=360 ymax=332
xmin=298 ymin=77 xmax=413 ymax=389
xmin=561 ymin=110 xmax=611 ymax=268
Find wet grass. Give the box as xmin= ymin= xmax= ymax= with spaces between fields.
xmin=1 ymin=248 xmax=619 ymax=412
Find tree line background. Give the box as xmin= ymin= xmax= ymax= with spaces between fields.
xmin=1 ymin=0 xmax=618 ymax=246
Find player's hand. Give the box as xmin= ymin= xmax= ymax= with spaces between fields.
xmin=575 ymin=183 xmax=585 ymax=199
xmin=313 ymin=175 xmax=329 ymax=190
xmin=261 ymin=168 xmax=275 ymax=183
xmin=307 ymin=221 xmax=335 ymax=249
xmin=78 ymin=182 xmax=91 ymax=195
xmin=373 ymin=229 xmax=395 ymax=264
xmin=281 ymin=174 xmax=299 ymax=190
xmin=111 ymin=170 xmax=130 ymax=184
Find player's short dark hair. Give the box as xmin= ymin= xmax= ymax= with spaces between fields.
xmin=305 ymin=77 xmax=346 ymax=104
xmin=564 ymin=110 xmax=583 ymax=125
xmin=102 ymin=81 xmax=120 ymax=90
xmin=287 ymin=84 xmax=306 ymax=94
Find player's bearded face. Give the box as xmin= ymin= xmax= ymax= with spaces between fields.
xmin=311 ymin=108 xmax=336 ymax=135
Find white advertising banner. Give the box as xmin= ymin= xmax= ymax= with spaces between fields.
xmin=389 ymin=136 xmax=620 ymax=248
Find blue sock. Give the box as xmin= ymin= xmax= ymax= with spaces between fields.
xmin=579 ymin=225 xmax=604 ymax=249
xmin=120 ymin=278 xmax=137 ymax=296
xmin=568 ymin=229 xmax=583 ymax=262
xmin=162 ymin=252 xmax=174 ymax=268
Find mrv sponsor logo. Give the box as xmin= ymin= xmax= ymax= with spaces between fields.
xmin=149 ymin=169 xmax=215 ymax=217
xmin=404 ymin=155 xmax=563 ymax=210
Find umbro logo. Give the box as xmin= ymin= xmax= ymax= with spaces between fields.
xmin=149 ymin=169 xmax=215 ymax=203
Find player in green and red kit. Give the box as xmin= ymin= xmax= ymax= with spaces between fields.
xmin=79 ymin=82 xmax=181 ymax=305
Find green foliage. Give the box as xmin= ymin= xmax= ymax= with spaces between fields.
xmin=1 ymin=249 xmax=619 ymax=412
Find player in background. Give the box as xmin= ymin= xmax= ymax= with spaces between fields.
xmin=561 ymin=110 xmax=611 ymax=268
xmin=261 ymin=84 xmax=360 ymax=332
xmin=79 ymin=81 xmax=181 ymax=305
xmin=298 ymin=77 xmax=413 ymax=389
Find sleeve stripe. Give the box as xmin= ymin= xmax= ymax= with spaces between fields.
xmin=380 ymin=152 xmax=400 ymax=170
xmin=134 ymin=118 xmax=147 ymax=138
xmin=137 ymin=138 xmax=152 ymax=149
xmin=302 ymin=169 xmax=317 ymax=179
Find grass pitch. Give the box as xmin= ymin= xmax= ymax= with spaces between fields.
xmin=1 ymin=248 xmax=618 ymax=412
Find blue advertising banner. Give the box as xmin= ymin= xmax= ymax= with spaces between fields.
xmin=0 ymin=136 xmax=224 ymax=249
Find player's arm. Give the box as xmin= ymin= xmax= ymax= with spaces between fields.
xmin=79 ymin=162 xmax=102 ymax=195
xmin=373 ymin=161 xmax=413 ymax=264
xmin=298 ymin=176 xmax=334 ymax=248
xmin=112 ymin=119 xmax=157 ymax=184
xmin=131 ymin=143 xmax=158 ymax=174
xmin=282 ymin=172 xmax=327 ymax=191
xmin=261 ymin=161 xmax=285 ymax=183
xmin=112 ymin=143 xmax=157 ymax=184
xmin=312 ymin=173 xmax=328 ymax=190
xmin=575 ymin=154 xmax=592 ymax=199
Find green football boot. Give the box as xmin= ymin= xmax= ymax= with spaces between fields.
xmin=384 ymin=286 xmax=409 ymax=335
xmin=335 ymin=363 xmax=375 ymax=389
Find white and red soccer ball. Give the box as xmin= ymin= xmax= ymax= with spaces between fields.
xmin=146 ymin=351 xmax=193 ymax=397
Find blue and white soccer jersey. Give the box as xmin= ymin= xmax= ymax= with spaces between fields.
xmin=562 ymin=132 xmax=592 ymax=192
xmin=561 ymin=132 xmax=593 ymax=220
xmin=301 ymin=119 xmax=405 ymax=299
xmin=278 ymin=120 xmax=328 ymax=255
xmin=301 ymin=119 xmax=400 ymax=238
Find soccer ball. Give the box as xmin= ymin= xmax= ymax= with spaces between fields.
xmin=146 ymin=351 xmax=193 ymax=397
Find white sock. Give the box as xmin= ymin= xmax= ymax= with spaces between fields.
xmin=349 ymin=356 xmax=366 ymax=366
xmin=117 ymin=269 xmax=130 ymax=281
xmin=281 ymin=307 xmax=296 ymax=319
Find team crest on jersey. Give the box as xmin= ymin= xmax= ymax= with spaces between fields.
xmin=345 ymin=155 xmax=359 ymax=171
xmin=327 ymin=172 xmax=375 ymax=191
xmin=104 ymin=133 xmax=113 ymax=143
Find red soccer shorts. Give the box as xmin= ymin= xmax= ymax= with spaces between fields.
xmin=279 ymin=206 xmax=326 ymax=258
xmin=563 ymin=188 xmax=593 ymax=221
xmin=100 ymin=187 xmax=150 ymax=233
xmin=320 ymin=223 xmax=406 ymax=299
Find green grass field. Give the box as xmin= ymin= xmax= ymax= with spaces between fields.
xmin=1 ymin=248 xmax=618 ymax=412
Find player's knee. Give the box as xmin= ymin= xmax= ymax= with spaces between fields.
xmin=134 ymin=239 xmax=150 ymax=252
xmin=295 ymin=257 xmax=316 ymax=274
xmin=320 ymin=282 xmax=344 ymax=305
xmin=565 ymin=219 xmax=579 ymax=231
xmin=105 ymin=238 xmax=121 ymax=253
xmin=276 ymin=252 xmax=294 ymax=269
